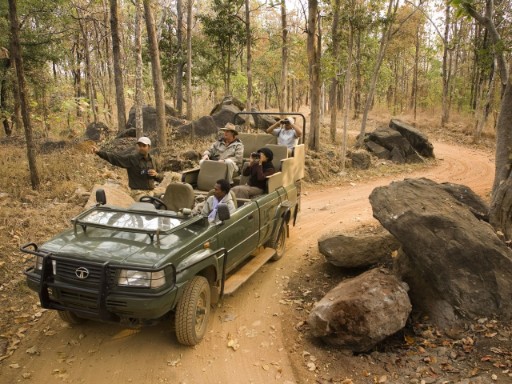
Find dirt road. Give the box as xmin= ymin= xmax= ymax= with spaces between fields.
xmin=0 ymin=142 xmax=494 ymax=384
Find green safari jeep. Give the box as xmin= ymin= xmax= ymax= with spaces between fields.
xmin=21 ymin=134 xmax=305 ymax=346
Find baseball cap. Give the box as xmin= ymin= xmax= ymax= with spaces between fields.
xmin=137 ymin=137 xmax=151 ymax=146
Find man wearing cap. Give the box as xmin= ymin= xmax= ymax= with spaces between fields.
xmin=266 ymin=116 xmax=302 ymax=155
xmin=201 ymin=123 xmax=244 ymax=185
xmin=92 ymin=137 xmax=163 ymax=201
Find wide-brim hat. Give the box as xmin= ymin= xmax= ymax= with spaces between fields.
xmin=220 ymin=123 xmax=238 ymax=135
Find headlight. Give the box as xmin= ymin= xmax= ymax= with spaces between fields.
xmin=118 ymin=269 xmax=166 ymax=289
xmin=34 ymin=257 xmax=56 ymax=274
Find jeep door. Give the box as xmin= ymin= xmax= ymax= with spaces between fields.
xmin=215 ymin=201 xmax=259 ymax=272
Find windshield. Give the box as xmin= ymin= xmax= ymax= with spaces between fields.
xmin=79 ymin=209 xmax=183 ymax=232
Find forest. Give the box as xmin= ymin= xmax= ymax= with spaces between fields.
xmin=1 ymin=0 xmax=511 ymax=203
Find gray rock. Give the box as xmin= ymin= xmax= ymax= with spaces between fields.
xmin=308 ymin=268 xmax=411 ymax=352
xmin=350 ymin=149 xmax=372 ymax=170
xmin=85 ymin=122 xmax=110 ymax=141
xmin=369 ymin=178 xmax=512 ymax=328
xmin=318 ymin=230 xmax=400 ymax=268
xmin=365 ymin=141 xmax=391 ymax=160
xmin=389 ymin=119 xmax=435 ymax=158
xmin=368 ymin=127 xmax=423 ymax=164
xmin=250 ymin=109 xmax=278 ymax=130
xmin=209 ymin=95 xmax=245 ymax=115
xmin=176 ymin=115 xmax=219 ymax=138
xmin=439 ymin=182 xmax=489 ymax=221
xmin=211 ymin=103 xmax=246 ymax=127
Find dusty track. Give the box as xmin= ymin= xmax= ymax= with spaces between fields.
xmin=0 ymin=141 xmax=494 ymax=383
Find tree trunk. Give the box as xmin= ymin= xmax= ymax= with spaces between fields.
xmin=307 ymin=0 xmax=320 ymax=151
xmin=280 ymin=0 xmax=288 ymax=113
xmin=102 ymin=0 xmax=113 ymax=124
xmin=135 ymin=0 xmax=144 ymax=138
xmin=411 ymin=23 xmax=420 ymax=121
xmin=176 ymin=0 xmax=184 ymax=115
xmin=8 ymin=0 xmax=40 ymax=189
xmin=341 ymin=24 xmax=353 ymax=170
xmin=144 ymin=0 xmax=168 ymax=147
xmin=110 ymin=0 xmax=127 ymax=132
xmin=357 ymin=0 xmax=397 ymax=146
xmin=328 ymin=0 xmax=341 ymax=143
xmin=186 ymin=0 xmax=193 ymax=120
xmin=353 ymin=29 xmax=361 ymax=119
xmin=1 ymin=59 xmax=12 ymax=136
xmin=245 ymin=0 xmax=252 ymax=113
xmin=441 ymin=3 xmax=451 ymax=126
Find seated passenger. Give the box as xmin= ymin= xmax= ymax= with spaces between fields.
xmin=265 ymin=116 xmax=302 ymax=156
xmin=231 ymin=148 xmax=275 ymax=199
xmin=200 ymin=123 xmax=244 ymax=185
xmin=201 ymin=179 xmax=236 ymax=223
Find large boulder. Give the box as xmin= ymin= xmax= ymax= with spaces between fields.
xmin=308 ymin=268 xmax=411 ymax=352
xmin=369 ymin=178 xmax=512 ymax=328
xmin=209 ymin=95 xmax=245 ymax=115
xmin=439 ymin=182 xmax=489 ymax=221
xmin=389 ymin=119 xmax=434 ymax=158
xmin=365 ymin=141 xmax=390 ymax=160
xmin=318 ymin=230 xmax=400 ymax=269
xmin=368 ymin=127 xmax=422 ymax=164
xmin=349 ymin=149 xmax=371 ymax=170
xmin=211 ymin=103 xmax=246 ymax=127
xmin=126 ymin=105 xmax=186 ymax=133
xmin=85 ymin=122 xmax=110 ymax=141
xmin=175 ymin=115 xmax=219 ymax=138
xmin=251 ymin=109 xmax=278 ymax=130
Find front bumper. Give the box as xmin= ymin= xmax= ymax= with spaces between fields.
xmin=22 ymin=244 xmax=178 ymax=322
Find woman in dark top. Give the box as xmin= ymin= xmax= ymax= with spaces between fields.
xmin=231 ymin=147 xmax=275 ymax=199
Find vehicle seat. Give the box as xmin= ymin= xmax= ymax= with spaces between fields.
xmin=161 ymin=182 xmax=195 ymax=212
xmin=264 ymin=144 xmax=288 ymax=171
xmin=197 ymin=160 xmax=228 ymax=192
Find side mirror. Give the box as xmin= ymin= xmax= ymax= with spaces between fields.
xmin=96 ymin=189 xmax=107 ymax=205
xmin=217 ymin=203 xmax=231 ymax=221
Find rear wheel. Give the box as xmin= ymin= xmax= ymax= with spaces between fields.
xmin=269 ymin=224 xmax=287 ymax=261
xmin=58 ymin=310 xmax=85 ymax=325
xmin=175 ymin=276 xmax=211 ymax=346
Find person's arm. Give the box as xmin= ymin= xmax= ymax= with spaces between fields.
xmin=149 ymin=157 xmax=163 ymax=182
xmin=202 ymin=142 xmax=216 ymax=161
xmin=234 ymin=142 xmax=244 ymax=166
xmin=266 ymin=120 xmax=281 ymax=134
xmin=291 ymin=122 xmax=302 ymax=138
xmin=94 ymin=149 xmax=133 ymax=169
xmin=242 ymin=161 xmax=253 ymax=176
xmin=255 ymin=163 xmax=275 ymax=180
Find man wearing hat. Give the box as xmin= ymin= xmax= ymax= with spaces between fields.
xmin=266 ymin=116 xmax=302 ymax=155
xmin=231 ymin=147 xmax=275 ymax=199
xmin=201 ymin=123 xmax=244 ymax=184
xmin=92 ymin=136 xmax=163 ymax=201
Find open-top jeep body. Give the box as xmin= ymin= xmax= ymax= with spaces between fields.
xmin=21 ymin=117 xmax=305 ymax=345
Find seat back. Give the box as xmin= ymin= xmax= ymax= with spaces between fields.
xmin=197 ymin=160 xmax=228 ymax=192
xmin=162 ymin=182 xmax=195 ymax=212
xmin=238 ymin=133 xmax=277 ymax=158
xmin=264 ymin=144 xmax=288 ymax=171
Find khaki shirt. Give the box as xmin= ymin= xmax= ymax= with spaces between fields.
xmin=204 ymin=138 xmax=244 ymax=168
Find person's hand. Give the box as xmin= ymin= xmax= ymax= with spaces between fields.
xmin=91 ymin=145 xmax=98 ymax=154
xmin=218 ymin=159 xmax=225 ymax=163
xmin=202 ymin=154 xmax=209 ymax=161
xmin=147 ymin=169 xmax=158 ymax=177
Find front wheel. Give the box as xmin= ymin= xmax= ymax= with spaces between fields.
xmin=58 ymin=310 xmax=85 ymax=325
xmin=269 ymin=224 xmax=287 ymax=261
xmin=175 ymin=276 xmax=211 ymax=346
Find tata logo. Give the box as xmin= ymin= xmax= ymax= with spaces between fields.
xmin=75 ymin=267 xmax=90 ymax=279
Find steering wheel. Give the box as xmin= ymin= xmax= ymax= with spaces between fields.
xmin=140 ymin=196 xmax=168 ymax=210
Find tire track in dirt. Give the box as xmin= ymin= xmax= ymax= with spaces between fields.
xmin=0 ymin=141 xmax=494 ymax=384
